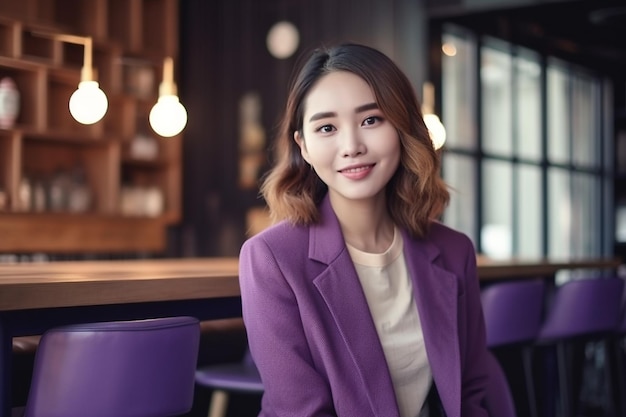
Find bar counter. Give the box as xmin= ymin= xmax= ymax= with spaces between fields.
xmin=476 ymin=255 xmax=622 ymax=280
xmin=0 ymin=257 xmax=241 ymax=311
xmin=0 ymin=256 xmax=622 ymax=311
xmin=0 ymin=255 xmax=622 ymax=416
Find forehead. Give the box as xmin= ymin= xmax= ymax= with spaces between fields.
xmin=303 ymin=71 xmax=376 ymax=116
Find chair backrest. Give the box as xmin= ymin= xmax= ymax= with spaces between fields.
xmin=484 ymin=350 xmax=517 ymax=417
xmin=539 ymin=277 xmax=624 ymax=342
xmin=481 ymin=279 xmax=545 ymax=347
xmin=24 ymin=316 xmax=201 ymax=417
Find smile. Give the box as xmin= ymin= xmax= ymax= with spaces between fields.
xmin=338 ymin=164 xmax=375 ymax=180
xmin=339 ymin=164 xmax=375 ymax=174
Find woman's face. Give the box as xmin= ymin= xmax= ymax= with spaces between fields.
xmin=295 ymin=70 xmax=401 ymax=208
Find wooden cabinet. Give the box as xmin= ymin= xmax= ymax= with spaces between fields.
xmin=0 ymin=0 xmax=181 ymax=254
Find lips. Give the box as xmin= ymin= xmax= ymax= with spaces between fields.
xmin=339 ymin=164 xmax=375 ymax=179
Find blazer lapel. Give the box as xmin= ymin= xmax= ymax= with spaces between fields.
xmin=403 ymin=230 xmax=461 ymax=417
xmin=309 ymin=197 xmax=400 ymax=417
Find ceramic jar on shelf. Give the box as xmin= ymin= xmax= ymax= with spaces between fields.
xmin=0 ymin=77 xmax=20 ymax=129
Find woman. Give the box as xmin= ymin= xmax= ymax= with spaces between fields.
xmin=239 ymin=43 xmax=489 ymax=417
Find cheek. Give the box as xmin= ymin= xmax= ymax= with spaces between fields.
xmin=303 ymin=140 xmax=334 ymax=164
xmin=382 ymin=134 xmax=402 ymax=173
xmin=370 ymin=129 xmax=401 ymax=157
xmin=390 ymin=130 xmax=402 ymax=155
xmin=392 ymin=137 xmax=402 ymax=160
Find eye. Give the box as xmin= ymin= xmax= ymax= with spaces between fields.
xmin=316 ymin=124 xmax=336 ymax=134
xmin=362 ymin=116 xmax=382 ymax=126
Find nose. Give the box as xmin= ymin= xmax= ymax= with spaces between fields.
xmin=340 ymin=127 xmax=366 ymax=157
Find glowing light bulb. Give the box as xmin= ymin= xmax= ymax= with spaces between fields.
xmin=421 ymin=81 xmax=446 ymax=150
xmin=149 ymin=57 xmax=187 ymax=137
xmin=423 ymin=113 xmax=446 ymax=150
xmin=266 ymin=21 xmax=299 ymax=59
xmin=69 ymin=80 xmax=108 ymax=125
xmin=149 ymin=95 xmax=187 ymax=137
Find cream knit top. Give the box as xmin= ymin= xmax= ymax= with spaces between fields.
xmin=347 ymin=228 xmax=432 ymax=417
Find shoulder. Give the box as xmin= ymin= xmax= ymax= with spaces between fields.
xmin=239 ymin=220 xmax=320 ymax=296
xmin=427 ymin=221 xmax=475 ymax=252
xmin=240 ymin=220 xmax=310 ymax=265
xmin=419 ymin=221 xmax=477 ymax=271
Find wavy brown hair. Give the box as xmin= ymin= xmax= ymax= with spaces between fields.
xmin=261 ymin=43 xmax=449 ymax=238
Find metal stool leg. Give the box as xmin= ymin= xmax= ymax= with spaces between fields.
xmin=207 ymin=390 xmax=229 ymax=417
xmin=522 ymin=346 xmax=539 ymax=417
xmin=616 ymin=337 xmax=626 ymax=417
xmin=601 ymin=339 xmax=619 ymax=417
xmin=556 ymin=342 xmax=572 ymax=417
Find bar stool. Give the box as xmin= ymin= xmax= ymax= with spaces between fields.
xmin=536 ymin=277 xmax=624 ymax=417
xmin=21 ymin=316 xmax=201 ymax=417
xmin=195 ymin=347 xmax=263 ymax=417
xmin=481 ymin=278 xmax=545 ymax=417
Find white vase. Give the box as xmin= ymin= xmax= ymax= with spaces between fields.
xmin=0 ymin=77 xmax=20 ymax=129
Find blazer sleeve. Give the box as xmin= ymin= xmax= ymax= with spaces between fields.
xmin=458 ymin=239 xmax=490 ymax=417
xmin=239 ymin=236 xmax=338 ymax=417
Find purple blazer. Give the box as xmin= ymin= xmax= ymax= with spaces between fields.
xmin=239 ymin=197 xmax=489 ymax=417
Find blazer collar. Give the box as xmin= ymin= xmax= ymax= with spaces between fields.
xmin=308 ymin=195 xmax=345 ymax=264
xmin=308 ymin=194 xmax=446 ymax=267
xmin=308 ymin=196 xmax=461 ymax=417
xmin=310 ymin=196 xmax=400 ymax=416
xmin=403 ymin=230 xmax=461 ymax=417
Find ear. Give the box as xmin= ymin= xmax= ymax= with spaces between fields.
xmin=294 ymin=131 xmax=311 ymax=164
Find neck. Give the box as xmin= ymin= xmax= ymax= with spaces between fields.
xmin=330 ymin=194 xmax=395 ymax=253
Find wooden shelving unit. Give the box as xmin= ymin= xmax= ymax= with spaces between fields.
xmin=0 ymin=0 xmax=181 ymax=254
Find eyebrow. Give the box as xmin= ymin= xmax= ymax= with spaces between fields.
xmin=308 ymin=102 xmax=379 ymax=122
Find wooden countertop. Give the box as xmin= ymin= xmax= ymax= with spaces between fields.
xmin=0 ymin=257 xmax=240 ymax=311
xmin=476 ymin=256 xmax=622 ymax=280
xmin=0 ymin=256 xmax=621 ymax=311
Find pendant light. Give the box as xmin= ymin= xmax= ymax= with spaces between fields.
xmin=266 ymin=21 xmax=299 ymax=59
xmin=149 ymin=57 xmax=187 ymax=138
xmin=266 ymin=0 xmax=299 ymax=60
xmin=33 ymin=32 xmax=108 ymax=125
xmin=421 ymin=81 xmax=446 ymax=150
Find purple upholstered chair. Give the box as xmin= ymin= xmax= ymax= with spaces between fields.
xmin=484 ymin=349 xmax=517 ymax=417
xmin=537 ymin=277 xmax=624 ymax=417
xmin=481 ymin=279 xmax=545 ymax=347
xmin=195 ymin=347 xmax=263 ymax=417
xmin=481 ymin=278 xmax=545 ymax=417
xmin=22 ymin=316 xmax=201 ymax=417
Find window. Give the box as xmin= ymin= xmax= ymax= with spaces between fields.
xmin=440 ymin=25 xmax=612 ymax=260
xmin=441 ymin=29 xmax=479 ymax=242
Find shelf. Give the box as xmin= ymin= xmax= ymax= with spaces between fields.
xmin=141 ymin=0 xmax=178 ymax=55
xmin=0 ymin=212 xmax=167 ymax=253
xmin=18 ymin=128 xmax=113 ymax=143
xmin=122 ymin=156 xmax=170 ymax=169
xmin=0 ymin=132 xmax=17 ymax=210
xmin=0 ymin=56 xmax=46 ymax=130
xmin=0 ymin=0 xmax=181 ymax=254
xmin=21 ymin=25 xmax=57 ymax=62
xmin=103 ymin=94 xmax=136 ymax=138
xmin=22 ymin=139 xmax=118 ymax=214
